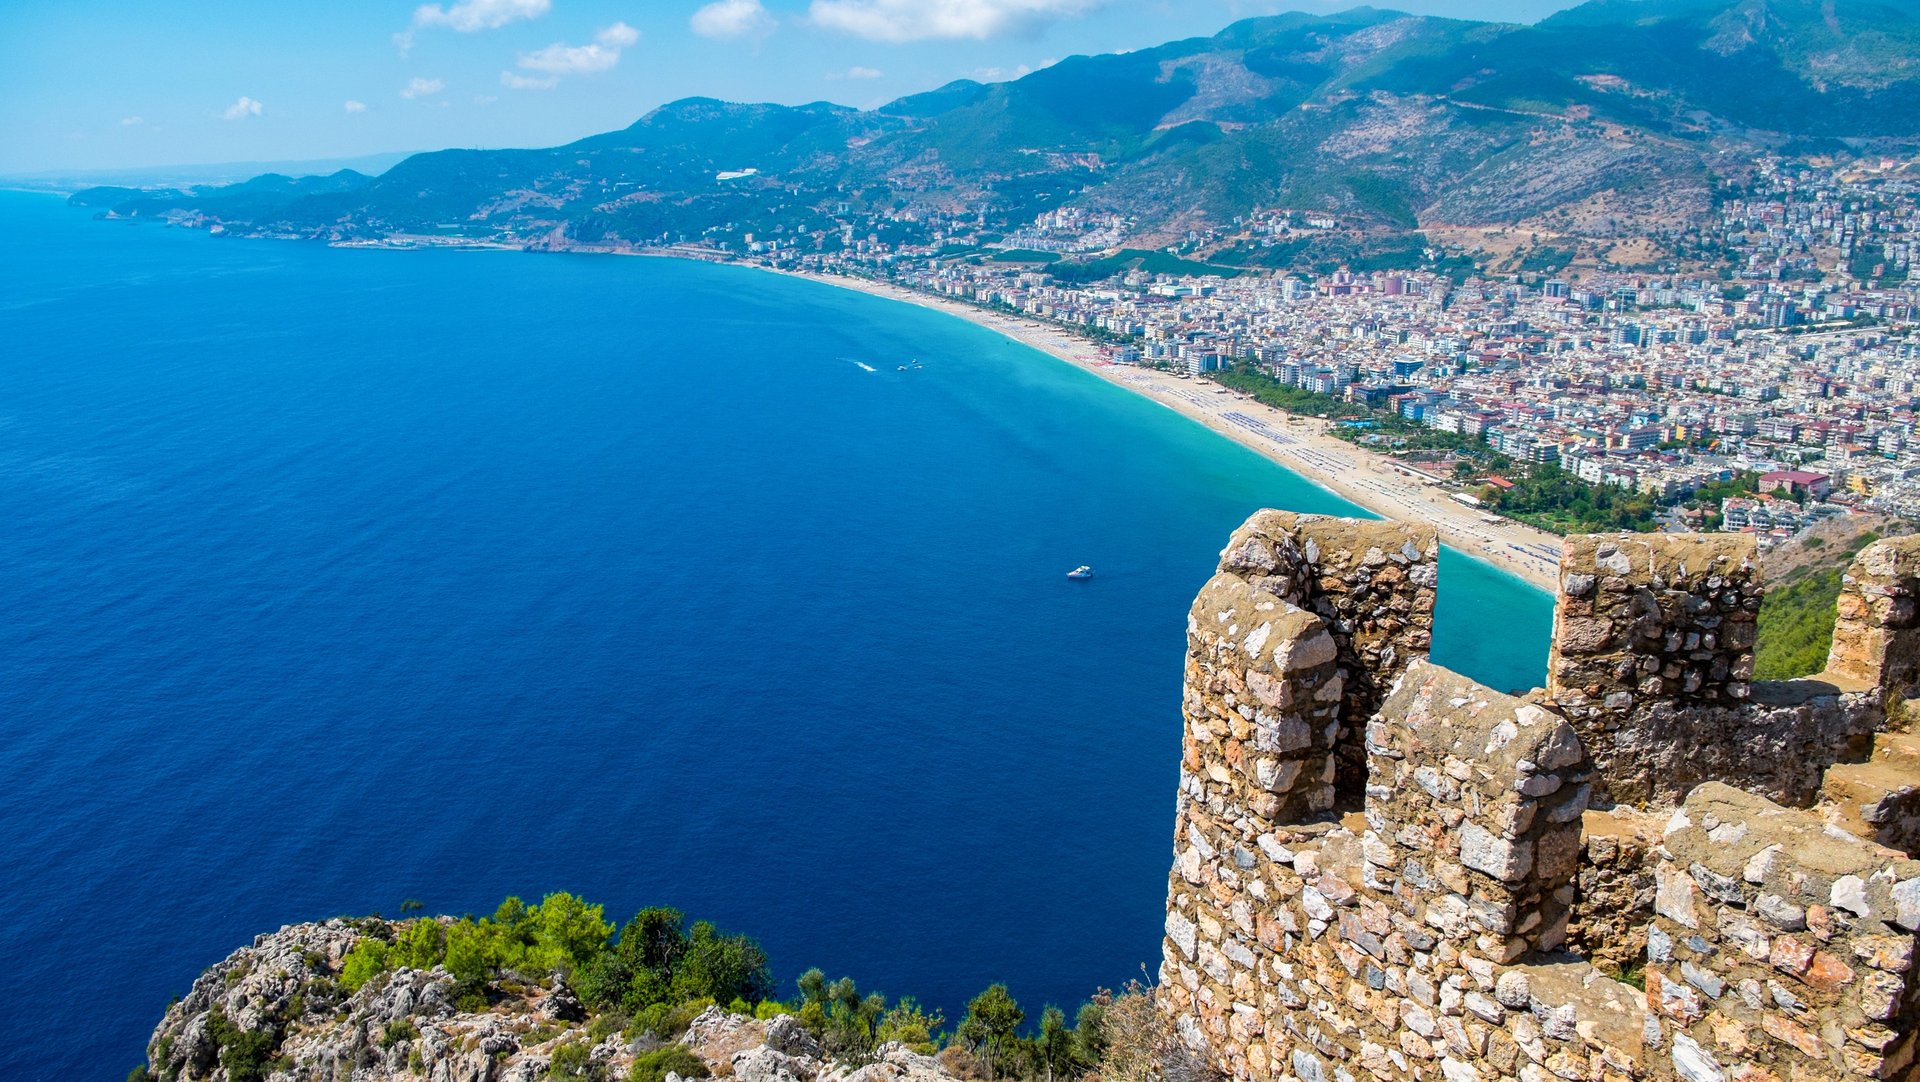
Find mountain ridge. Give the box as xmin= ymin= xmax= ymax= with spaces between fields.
xmin=75 ymin=0 xmax=1920 ymax=257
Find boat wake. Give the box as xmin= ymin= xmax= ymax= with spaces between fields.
xmin=849 ymin=360 xmax=877 ymax=372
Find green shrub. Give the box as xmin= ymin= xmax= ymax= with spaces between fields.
xmin=351 ymin=894 xmax=615 ymax=1000
xmin=578 ymin=908 xmax=770 ymax=1016
xmin=1069 ymin=998 xmax=1108 ymax=1068
xmin=444 ymin=921 xmax=495 ymax=985
xmin=379 ymin=1019 xmax=419 ymax=1049
xmin=1754 ymin=567 xmax=1843 ymax=679
xmin=875 ymin=997 xmax=944 ymax=1055
xmin=627 ymin=1003 xmax=672 ymax=1040
xmin=550 ymin=1039 xmax=603 ymax=1082
xmin=339 ymin=939 xmax=392 ymax=994
xmin=795 ymin=970 xmax=886 ymax=1063
xmin=954 ymin=985 xmax=1023 ymax=1080
xmin=1034 ymin=1005 xmax=1074 ymax=1082
xmin=523 ymin=1023 xmax=567 ymax=1046
xmin=1754 ymin=532 xmax=1881 ymax=681
xmin=206 ymin=1008 xmax=282 ymax=1082
xmin=393 ymin=919 xmax=447 ymax=970
xmin=587 ymin=1012 xmax=629 ymax=1044
xmin=625 ymin=999 xmax=713 ymax=1041
xmin=628 ymin=1046 xmax=710 ymax=1082
xmin=126 ymin=1067 xmax=150 ymax=1082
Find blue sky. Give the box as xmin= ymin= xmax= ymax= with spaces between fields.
xmin=2 ymin=0 xmax=1585 ymax=174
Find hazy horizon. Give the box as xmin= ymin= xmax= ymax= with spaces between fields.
xmin=5 ymin=0 xmax=1587 ymax=175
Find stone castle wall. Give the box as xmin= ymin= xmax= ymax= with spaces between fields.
xmin=1544 ymin=535 xmax=1762 ymax=807
xmin=1216 ymin=512 xmax=1438 ymax=799
xmin=1541 ymin=533 xmax=1893 ymax=809
xmin=1162 ymin=514 xmax=1920 ymax=1082
xmin=1827 ymin=540 xmax=1920 ymax=700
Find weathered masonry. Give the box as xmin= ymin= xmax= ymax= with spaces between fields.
xmin=1161 ymin=510 xmax=1920 ymax=1082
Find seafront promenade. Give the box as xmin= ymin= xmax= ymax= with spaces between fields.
xmin=775 ymin=267 xmax=1565 ymax=592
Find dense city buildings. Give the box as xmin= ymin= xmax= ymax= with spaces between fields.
xmin=737 ymin=157 xmax=1920 ymax=542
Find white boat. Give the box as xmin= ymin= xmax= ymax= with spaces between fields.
xmin=1067 ymin=565 xmax=1095 ymax=580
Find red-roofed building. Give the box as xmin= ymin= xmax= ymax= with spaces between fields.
xmin=1758 ymin=470 xmax=1831 ymax=499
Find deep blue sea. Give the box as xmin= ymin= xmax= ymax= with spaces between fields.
xmin=0 ymin=190 xmax=1552 ymax=1079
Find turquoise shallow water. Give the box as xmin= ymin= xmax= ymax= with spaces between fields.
xmin=0 ymin=191 xmax=1551 ymax=1078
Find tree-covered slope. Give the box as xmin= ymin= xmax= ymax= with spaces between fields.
xmin=1363 ymin=0 xmax=1920 ymax=136
xmin=82 ymin=1 xmax=1920 ymax=245
xmin=1754 ymin=517 xmax=1914 ymax=680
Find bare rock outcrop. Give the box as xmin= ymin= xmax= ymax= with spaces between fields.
xmin=141 ymin=926 xmax=962 ymax=1082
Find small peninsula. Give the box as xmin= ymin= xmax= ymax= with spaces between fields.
xmin=133 ymin=896 xmax=1180 ymax=1082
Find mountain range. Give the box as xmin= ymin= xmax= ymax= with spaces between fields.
xmin=73 ymin=0 xmax=1920 ymax=256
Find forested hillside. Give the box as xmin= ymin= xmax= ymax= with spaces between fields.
xmin=79 ymin=1 xmax=1920 ymax=252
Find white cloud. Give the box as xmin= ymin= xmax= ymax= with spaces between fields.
xmin=411 ymin=0 xmax=549 ymax=32
xmin=398 ymin=0 xmax=549 ymax=51
xmin=691 ymin=0 xmax=776 ymax=40
xmin=120 ymin=115 xmax=144 ymax=127
xmin=515 ymin=22 xmax=638 ymax=76
xmin=220 ymin=96 xmax=264 ymax=121
xmin=971 ymin=60 xmax=1048 ymax=81
xmin=500 ymin=70 xmax=559 ymax=90
xmin=808 ymin=0 xmax=1099 ymax=42
xmin=401 ymin=77 xmax=446 ymax=99
xmin=344 ymin=100 xmax=367 ymax=113
xmin=828 ymin=66 xmax=885 ymax=80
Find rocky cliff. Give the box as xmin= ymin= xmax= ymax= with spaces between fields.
xmin=140 ymin=918 xmax=960 ymax=1082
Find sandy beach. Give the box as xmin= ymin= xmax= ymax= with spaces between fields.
xmin=769 ymin=267 xmax=1566 ymax=592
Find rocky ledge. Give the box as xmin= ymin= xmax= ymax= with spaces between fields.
xmin=141 ymin=919 xmax=962 ymax=1082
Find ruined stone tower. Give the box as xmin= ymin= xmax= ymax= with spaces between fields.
xmin=1161 ymin=511 xmax=1920 ymax=1082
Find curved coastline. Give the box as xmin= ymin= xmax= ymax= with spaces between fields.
xmin=732 ymin=262 xmax=1563 ymax=593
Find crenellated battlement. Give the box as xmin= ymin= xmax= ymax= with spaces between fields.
xmin=1210 ymin=511 xmax=1439 ymax=803
xmin=1363 ymin=663 xmax=1592 ymax=966
xmin=1162 ymin=513 xmax=1920 ymax=1082
xmin=1547 ymin=534 xmax=1762 ymax=716
xmin=1541 ymin=531 xmax=1920 ymax=810
xmin=1828 ymin=539 xmax=1920 ymax=698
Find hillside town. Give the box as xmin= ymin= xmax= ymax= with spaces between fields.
xmin=737 ymin=156 xmax=1920 ymax=545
